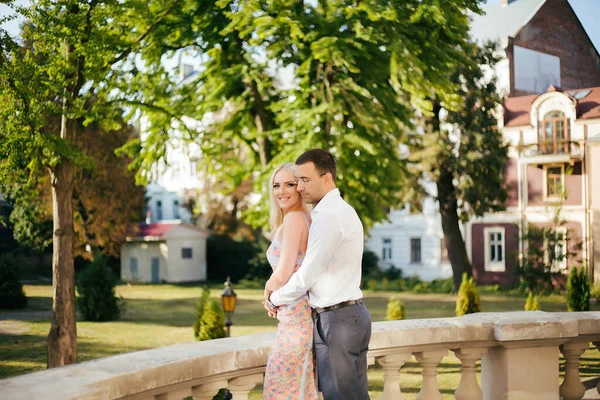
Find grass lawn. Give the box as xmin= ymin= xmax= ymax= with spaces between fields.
xmin=1 ymin=284 xmax=599 ymax=399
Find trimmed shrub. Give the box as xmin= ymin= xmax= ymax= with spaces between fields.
xmin=0 ymin=253 xmax=27 ymax=309
xmin=525 ymin=292 xmax=540 ymax=311
xmin=193 ymin=287 xmax=226 ymax=341
xmin=567 ymin=266 xmax=590 ymax=312
xmin=361 ymin=250 xmax=380 ymax=277
xmin=76 ymin=254 xmax=121 ymax=321
xmin=591 ymin=283 xmax=600 ymax=303
xmin=455 ymin=273 xmax=481 ymax=317
xmin=385 ymin=296 xmax=405 ymax=321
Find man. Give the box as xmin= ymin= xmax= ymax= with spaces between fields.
xmin=265 ymin=148 xmax=372 ymax=400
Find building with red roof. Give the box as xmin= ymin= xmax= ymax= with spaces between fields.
xmin=120 ymin=221 xmax=210 ymax=283
xmin=466 ymin=84 xmax=600 ymax=285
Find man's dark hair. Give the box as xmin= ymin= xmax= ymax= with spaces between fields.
xmin=296 ymin=148 xmax=336 ymax=181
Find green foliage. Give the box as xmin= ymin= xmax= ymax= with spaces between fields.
xmin=76 ymin=254 xmax=121 ymax=321
xmin=524 ymin=292 xmax=540 ymax=311
xmin=516 ymin=197 xmax=582 ymax=294
xmin=193 ymin=287 xmax=226 ymax=341
xmin=206 ymin=234 xmax=271 ymax=283
xmin=567 ymin=266 xmax=590 ymax=312
xmin=361 ymin=250 xmax=380 ymax=278
xmin=0 ymin=253 xmax=28 ymax=309
xmin=406 ymin=41 xmax=509 ymax=288
xmin=127 ymin=0 xmax=486 ymax=231
xmin=385 ymin=296 xmax=405 ymax=321
xmin=591 ymin=283 xmax=600 ymax=303
xmin=456 ymin=273 xmax=481 ymax=317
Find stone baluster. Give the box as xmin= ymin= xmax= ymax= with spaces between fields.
xmin=377 ymin=353 xmax=411 ymax=400
xmin=559 ymin=341 xmax=589 ymax=400
xmin=155 ymin=387 xmax=192 ymax=399
xmin=452 ymin=348 xmax=487 ymax=400
xmin=594 ymin=341 xmax=600 ymax=394
xmin=414 ymin=350 xmax=447 ymax=400
xmin=192 ymin=379 xmax=228 ymax=400
xmin=227 ymin=374 xmax=263 ymax=400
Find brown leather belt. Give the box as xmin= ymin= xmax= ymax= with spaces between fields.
xmin=313 ymin=299 xmax=362 ymax=315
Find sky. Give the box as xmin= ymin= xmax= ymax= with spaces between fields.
xmin=1 ymin=0 xmax=599 ymax=59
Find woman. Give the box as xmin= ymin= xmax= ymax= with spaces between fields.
xmin=262 ymin=163 xmax=317 ymax=400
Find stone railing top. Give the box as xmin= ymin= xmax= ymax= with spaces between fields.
xmin=2 ymin=311 xmax=600 ymax=400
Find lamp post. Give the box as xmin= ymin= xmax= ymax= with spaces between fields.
xmin=220 ymin=277 xmax=237 ymax=337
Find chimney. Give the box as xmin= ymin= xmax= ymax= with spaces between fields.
xmin=501 ymin=0 xmax=517 ymax=6
xmin=179 ymin=63 xmax=194 ymax=81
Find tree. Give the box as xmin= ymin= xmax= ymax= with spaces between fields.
xmin=125 ymin=0 xmax=487 ymax=230
xmin=408 ymin=41 xmax=509 ymax=290
xmin=1 ymin=120 xmax=146 ymax=258
xmin=0 ymin=0 xmax=178 ymax=367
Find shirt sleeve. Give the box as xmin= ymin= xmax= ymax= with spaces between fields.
xmin=270 ymin=210 xmax=343 ymax=306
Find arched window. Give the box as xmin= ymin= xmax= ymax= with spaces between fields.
xmin=540 ymin=111 xmax=569 ymax=154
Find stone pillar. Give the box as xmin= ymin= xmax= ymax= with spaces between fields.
xmin=414 ymin=350 xmax=447 ymax=400
xmin=452 ymin=348 xmax=487 ymax=400
xmin=228 ymin=374 xmax=263 ymax=400
xmin=559 ymin=341 xmax=588 ymax=400
xmin=377 ymin=353 xmax=411 ymax=400
xmin=481 ymin=342 xmax=561 ymax=400
xmin=192 ymin=380 xmax=228 ymax=400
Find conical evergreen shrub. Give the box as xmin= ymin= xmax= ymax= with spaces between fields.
xmin=525 ymin=292 xmax=540 ymax=311
xmin=455 ymin=273 xmax=481 ymax=316
xmin=567 ymin=266 xmax=590 ymax=312
xmin=0 ymin=253 xmax=27 ymax=309
xmin=76 ymin=254 xmax=121 ymax=321
xmin=385 ymin=296 xmax=405 ymax=321
xmin=193 ymin=287 xmax=226 ymax=341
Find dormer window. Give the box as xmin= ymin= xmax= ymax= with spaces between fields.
xmin=540 ymin=111 xmax=569 ymax=154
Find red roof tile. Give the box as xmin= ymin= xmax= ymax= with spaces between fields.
xmin=504 ymin=86 xmax=600 ymax=127
xmin=130 ymin=223 xmax=177 ymax=239
xmin=504 ymin=94 xmax=538 ymax=127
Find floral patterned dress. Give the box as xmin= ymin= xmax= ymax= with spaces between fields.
xmin=263 ymin=230 xmax=318 ymax=400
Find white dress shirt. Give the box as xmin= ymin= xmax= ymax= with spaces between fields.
xmin=270 ymin=188 xmax=364 ymax=308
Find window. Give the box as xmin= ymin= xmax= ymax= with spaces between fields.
xmin=130 ymin=257 xmax=138 ymax=280
xmin=544 ymin=165 xmax=564 ymax=200
xmin=173 ymin=200 xmax=180 ymax=219
xmin=181 ymin=247 xmax=193 ymax=259
xmin=484 ymin=227 xmax=505 ymax=272
xmin=440 ymin=238 xmax=449 ymax=263
xmin=156 ymin=200 xmax=163 ymax=220
xmin=382 ymin=238 xmax=392 ymax=261
xmin=410 ymin=238 xmax=421 ymax=264
xmin=540 ymin=111 xmax=569 ymax=154
xmin=545 ymin=227 xmax=567 ymax=272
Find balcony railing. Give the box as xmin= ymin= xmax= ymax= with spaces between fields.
xmin=1 ymin=311 xmax=600 ymax=400
xmin=519 ymin=140 xmax=582 ymax=159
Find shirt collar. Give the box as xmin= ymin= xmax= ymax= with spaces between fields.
xmin=311 ymin=188 xmax=340 ymax=215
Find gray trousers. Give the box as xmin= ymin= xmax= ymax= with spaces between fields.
xmin=313 ymin=302 xmax=372 ymax=400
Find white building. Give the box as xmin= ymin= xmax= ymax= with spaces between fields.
xmin=121 ymin=221 xmax=210 ymax=283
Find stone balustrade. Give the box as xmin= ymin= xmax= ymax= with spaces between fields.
xmin=2 ymin=311 xmax=600 ymax=400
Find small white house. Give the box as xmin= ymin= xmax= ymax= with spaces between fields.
xmin=121 ymin=221 xmax=210 ymax=283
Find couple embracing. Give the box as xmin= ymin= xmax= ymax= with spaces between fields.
xmin=262 ymin=148 xmax=372 ymax=400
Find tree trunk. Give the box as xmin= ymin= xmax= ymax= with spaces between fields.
xmin=436 ymin=168 xmax=472 ymax=291
xmin=47 ymin=160 xmax=77 ymax=368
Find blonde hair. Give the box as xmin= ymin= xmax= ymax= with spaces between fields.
xmin=268 ymin=163 xmax=308 ymax=231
